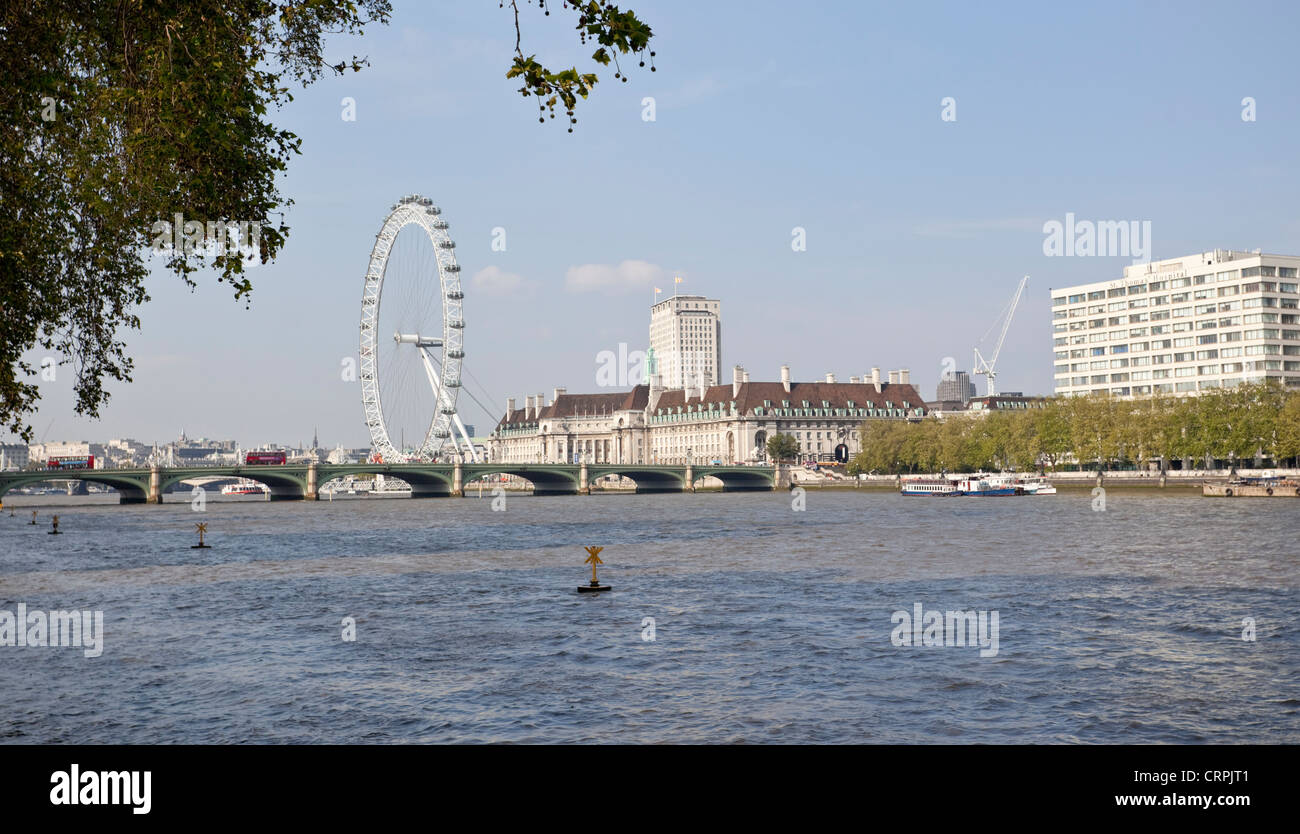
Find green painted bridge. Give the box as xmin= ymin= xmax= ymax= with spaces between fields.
xmin=0 ymin=462 xmax=782 ymax=504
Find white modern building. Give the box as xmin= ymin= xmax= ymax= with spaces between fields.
xmin=649 ymin=294 xmax=721 ymax=390
xmin=0 ymin=444 xmax=29 ymax=470
xmin=1052 ymin=249 xmax=1300 ymax=396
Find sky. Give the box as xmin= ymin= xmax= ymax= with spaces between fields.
xmin=15 ymin=0 xmax=1300 ymax=450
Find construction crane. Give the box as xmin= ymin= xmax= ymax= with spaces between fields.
xmin=973 ymin=275 xmax=1029 ymax=397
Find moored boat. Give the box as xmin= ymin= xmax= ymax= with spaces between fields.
xmin=1015 ymin=477 xmax=1057 ymax=495
xmin=901 ymin=478 xmax=959 ymax=496
xmin=899 ymin=473 xmax=1051 ymax=496
xmin=954 ymin=476 xmax=1020 ymax=496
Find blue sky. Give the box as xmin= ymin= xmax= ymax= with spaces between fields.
xmin=17 ymin=0 xmax=1300 ymax=449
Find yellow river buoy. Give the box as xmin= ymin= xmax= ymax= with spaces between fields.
xmin=578 ymin=546 xmax=610 ymax=593
xmin=192 ymin=522 xmax=211 ymax=549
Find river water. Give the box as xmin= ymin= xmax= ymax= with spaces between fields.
xmin=1 ymin=490 xmax=1296 ymax=743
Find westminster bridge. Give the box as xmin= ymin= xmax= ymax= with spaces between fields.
xmin=0 ymin=462 xmax=784 ymax=504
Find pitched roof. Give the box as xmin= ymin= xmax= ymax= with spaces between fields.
xmin=495 ymin=386 xmax=650 ymax=429
xmin=493 ymin=381 xmax=925 ymax=431
xmin=542 ymin=387 xmax=649 ymax=419
xmin=653 ymin=381 xmax=925 ymax=413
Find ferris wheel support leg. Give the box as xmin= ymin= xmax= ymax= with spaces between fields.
xmin=417 ymin=347 xmax=479 ymax=462
xmin=417 ymin=348 xmax=453 ymax=459
xmin=450 ymin=412 xmax=480 ymax=463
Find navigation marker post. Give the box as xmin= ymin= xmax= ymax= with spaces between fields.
xmin=192 ymin=522 xmax=211 ymax=549
xmin=48 ymin=515 xmax=61 ymax=535
xmin=578 ymin=546 xmax=610 ymax=593
xmin=30 ymin=510 xmax=37 ymax=525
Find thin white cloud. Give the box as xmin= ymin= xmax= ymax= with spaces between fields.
xmin=472 ymin=265 xmax=529 ymax=295
xmin=675 ymin=76 xmax=726 ymax=105
xmin=564 ymin=260 xmax=668 ymax=294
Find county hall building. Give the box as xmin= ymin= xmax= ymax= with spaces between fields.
xmin=489 ymin=365 xmax=926 ymax=465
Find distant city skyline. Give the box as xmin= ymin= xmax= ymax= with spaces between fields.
xmin=11 ymin=0 xmax=1300 ymax=448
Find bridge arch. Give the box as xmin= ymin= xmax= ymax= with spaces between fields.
xmin=0 ymin=470 xmax=153 ymax=504
xmin=584 ymin=465 xmax=685 ymax=494
xmin=689 ymin=466 xmax=775 ymax=492
xmin=461 ymin=464 xmax=581 ymax=495
xmin=159 ymin=469 xmax=311 ymax=501
xmin=315 ymin=464 xmax=456 ymax=497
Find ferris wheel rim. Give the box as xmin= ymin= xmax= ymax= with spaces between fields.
xmin=358 ymin=195 xmax=465 ymax=462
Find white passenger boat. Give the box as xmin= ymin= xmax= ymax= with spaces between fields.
xmin=953 ymin=476 xmax=1019 ymax=496
xmin=1015 ymin=477 xmax=1057 ymax=495
xmin=221 ymin=481 xmax=268 ymax=496
xmin=901 ymin=473 xmax=1053 ymax=496
xmin=901 ymin=478 xmax=959 ymax=496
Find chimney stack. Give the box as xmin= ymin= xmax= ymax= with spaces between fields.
xmin=888 ymin=370 xmax=899 ymax=385
xmin=553 ymin=387 xmax=566 ymax=403
xmin=825 ymin=372 xmax=836 ymax=383
xmin=742 ymin=370 xmax=750 ymax=383
xmin=899 ymin=369 xmax=910 ymax=385
xmin=507 ymin=397 xmax=516 ymax=416
xmin=871 ymin=367 xmax=882 ymax=393
xmin=733 ymin=365 xmax=743 ymax=398
xmin=780 ymin=365 xmax=791 ymax=393
xmin=536 ymin=393 xmax=546 ymax=417
xmin=524 ymin=395 xmax=534 ymax=419
xmin=849 ymin=376 xmax=860 ymax=384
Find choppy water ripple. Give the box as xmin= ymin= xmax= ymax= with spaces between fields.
xmin=0 ymin=491 xmax=1296 ymax=743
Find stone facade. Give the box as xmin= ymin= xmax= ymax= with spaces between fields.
xmin=490 ymin=367 xmax=926 ymax=465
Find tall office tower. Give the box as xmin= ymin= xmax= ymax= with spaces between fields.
xmin=649 ymin=294 xmax=722 ymax=390
xmin=1052 ymin=250 xmax=1300 ymax=397
xmin=936 ymin=370 xmax=976 ymax=403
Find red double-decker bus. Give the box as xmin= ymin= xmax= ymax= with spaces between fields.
xmin=47 ymin=455 xmax=95 ymax=470
xmin=245 ymin=451 xmax=287 ymax=465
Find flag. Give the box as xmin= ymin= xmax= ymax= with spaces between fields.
xmin=654 ymin=287 xmax=662 ymax=293
xmin=674 ymin=276 xmax=683 ymax=284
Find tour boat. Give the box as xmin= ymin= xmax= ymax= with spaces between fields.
xmin=221 ymin=481 xmax=267 ymax=496
xmin=1015 ymin=477 xmax=1057 ymax=495
xmin=901 ymin=473 xmax=1053 ymax=496
xmin=901 ymin=478 xmax=959 ymax=496
xmin=953 ymin=476 xmax=1020 ymax=496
